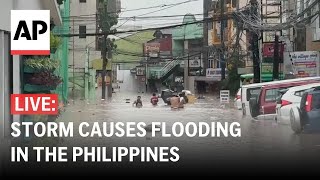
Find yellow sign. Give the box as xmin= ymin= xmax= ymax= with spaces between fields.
xmin=91 ymin=59 xmax=112 ymax=70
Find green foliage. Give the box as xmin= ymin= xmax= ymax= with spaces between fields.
xmin=50 ymin=32 xmax=61 ymax=49
xmin=221 ymin=55 xmax=245 ymax=95
xmin=24 ymin=58 xmax=60 ymax=71
xmin=98 ymin=1 xmax=119 ymax=32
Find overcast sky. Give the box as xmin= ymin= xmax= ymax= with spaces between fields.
xmin=117 ymin=0 xmax=204 ymax=28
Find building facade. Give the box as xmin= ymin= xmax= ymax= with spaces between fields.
xmin=172 ymin=14 xmax=203 ymax=93
xmin=69 ymin=0 xmax=121 ymax=98
xmin=0 ymin=0 xmax=63 ymax=164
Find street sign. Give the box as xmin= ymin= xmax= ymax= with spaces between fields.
xmin=136 ymin=66 xmax=146 ymax=76
xmin=220 ymin=90 xmax=230 ymax=104
xmin=206 ymin=68 xmax=228 ymax=81
xmin=284 ymin=51 xmax=320 ymax=78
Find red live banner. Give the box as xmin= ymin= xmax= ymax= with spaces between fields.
xmin=11 ymin=94 xmax=58 ymax=115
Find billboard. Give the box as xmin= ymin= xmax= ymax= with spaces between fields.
xmin=206 ymin=68 xmax=228 ymax=81
xmin=144 ymin=43 xmax=160 ymax=57
xmin=263 ymin=43 xmax=284 ymax=58
xmin=284 ymin=51 xmax=320 ymax=78
xmin=189 ymin=56 xmax=203 ymax=68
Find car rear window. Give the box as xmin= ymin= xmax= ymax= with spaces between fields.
xmin=311 ymin=93 xmax=320 ymax=110
xmin=295 ymin=87 xmax=320 ymax=97
xmin=246 ymin=88 xmax=261 ymax=101
xmin=295 ymin=90 xmax=306 ymax=97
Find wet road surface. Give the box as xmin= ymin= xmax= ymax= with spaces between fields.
xmin=40 ymin=90 xmax=320 ymax=174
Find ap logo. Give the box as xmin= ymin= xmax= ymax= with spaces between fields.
xmin=11 ymin=10 xmax=50 ymax=55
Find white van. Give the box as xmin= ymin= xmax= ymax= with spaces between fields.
xmin=241 ymin=77 xmax=320 ymax=117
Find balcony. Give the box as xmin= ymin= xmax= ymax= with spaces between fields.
xmin=42 ymin=0 xmax=62 ymax=26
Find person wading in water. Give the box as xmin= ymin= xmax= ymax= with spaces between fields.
xmin=170 ymin=93 xmax=180 ymax=110
xmin=133 ymin=96 xmax=143 ymax=108
xmin=150 ymin=93 xmax=159 ymax=106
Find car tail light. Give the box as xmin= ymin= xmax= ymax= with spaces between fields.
xmin=281 ymin=100 xmax=292 ymax=107
xmin=236 ymin=95 xmax=241 ymax=100
xmin=305 ymin=94 xmax=313 ymax=112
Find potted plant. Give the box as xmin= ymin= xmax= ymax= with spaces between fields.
xmin=50 ymin=32 xmax=61 ymax=53
xmin=25 ymin=71 xmax=62 ymax=90
xmin=24 ymin=58 xmax=59 ymax=73
xmin=29 ymin=71 xmax=62 ymax=87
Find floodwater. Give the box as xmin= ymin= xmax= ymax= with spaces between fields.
xmin=58 ymin=89 xmax=320 ymax=170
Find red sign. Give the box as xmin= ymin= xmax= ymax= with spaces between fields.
xmin=11 ymin=94 xmax=58 ymax=115
xmin=263 ymin=43 xmax=284 ymax=58
xmin=144 ymin=43 xmax=160 ymax=56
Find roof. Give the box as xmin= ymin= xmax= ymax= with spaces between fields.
xmin=286 ymin=83 xmax=320 ymax=92
xmin=160 ymin=29 xmax=172 ymax=35
xmin=242 ymin=77 xmax=320 ymax=89
xmin=172 ymin=14 xmax=203 ymax=40
xmin=113 ymin=31 xmax=155 ymax=63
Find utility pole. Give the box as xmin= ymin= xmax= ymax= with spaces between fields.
xmin=100 ymin=0 xmax=118 ymax=99
xmin=273 ymin=34 xmax=280 ymax=80
xmin=203 ymin=0 xmax=211 ymax=75
xmin=101 ymin=32 xmax=108 ymax=100
xmin=250 ymin=0 xmax=261 ymax=83
xmin=107 ymin=45 xmax=113 ymax=98
xmin=145 ymin=52 xmax=149 ymax=93
xmin=100 ymin=1 xmax=109 ymax=100
xmin=72 ymin=19 xmax=75 ymax=101
xmin=85 ymin=46 xmax=89 ymax=101
xmin=220 ymin=0 xmax=226 ymax=80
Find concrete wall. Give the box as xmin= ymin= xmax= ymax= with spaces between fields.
xmin=306 ymin=26 xmax=320 ymax=51
xmin=0 ymin=31 xmax=11 ymax=138
xmin=117 ymin=69 xmax=139 ymax=93
xmin=14 ymin=0 xmax=42 ymax=10
xmin=0 ymin=0 xmax=13 ymax=31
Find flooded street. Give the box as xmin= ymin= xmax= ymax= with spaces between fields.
xmin=56 ymin=89 xmax=320 ymax=173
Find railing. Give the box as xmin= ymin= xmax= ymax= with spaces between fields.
xmin=150 ymin=59 xmax=183 ymax=79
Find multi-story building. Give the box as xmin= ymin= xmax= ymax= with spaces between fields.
xmin=280 ymin=0 xmax=320 ymax=51
xmin=0 ymin=0 xmax=63 ymax=159
xmin=69 ymin=0 xmax=120 ymax=98
xmin=69 ymin=0 xmax=121 ymax=68
xmin=172 ymin=14 xmax=203 ymax=93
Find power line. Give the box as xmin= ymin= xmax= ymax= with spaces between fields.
xmin=116 ymin=0 xmax=201 ymax=29
xmin=68 ymin=13 xmax=204 ymax=20
xmin=57 ymin=17 xmax=219 ymax=37
xmin=69 ymin=0 xmax=201 ymax=17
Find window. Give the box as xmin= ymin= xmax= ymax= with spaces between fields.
xmin=265 ymin=89 xmax=278 ymax=102
xmin=216 ymin=61 xmax=220 ymax=68
xmin=312 ymin=93 xmax=320 ymax=109
xmin=208 ymin=59 xmax=213 ymax=68
xmin=246 ymin=88 xmax=261 ymax=101
xmin=295 ymin=90 xmax=308 ymax=97
xmin=265 ymin=88 xmax=288 ymax=102
xmin=79 ymin=0 xmax=86 ymax=3
xmin=79 ymin=25 xmax=86 ymax=38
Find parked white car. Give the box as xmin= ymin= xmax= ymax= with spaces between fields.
xmin=241 ymin=77 xmax=320 ymax=117
xmin=234 ymin=88 xmax=242 ymax=110
xmin=276 ymin=83 xmax=320 ymax=124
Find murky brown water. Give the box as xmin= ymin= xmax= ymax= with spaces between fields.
xmin=57 ymin=90 xmax=320 ymax=166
